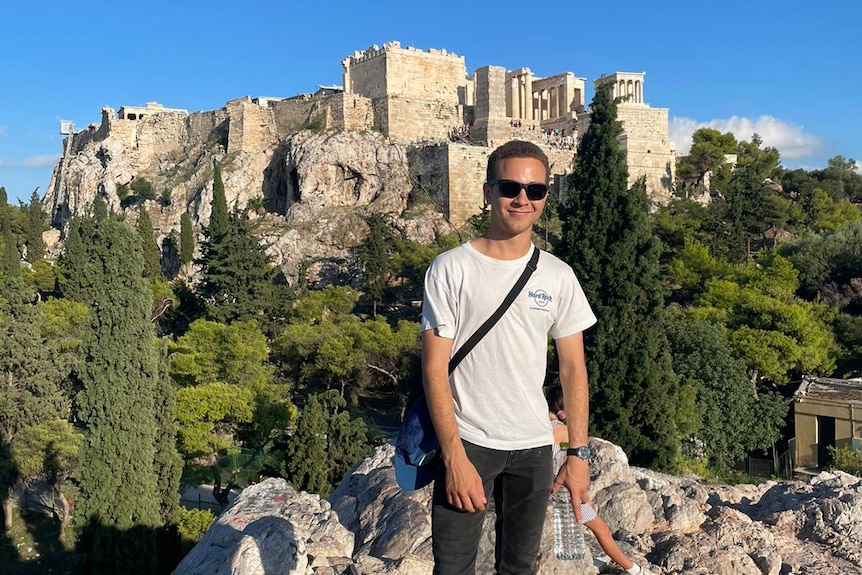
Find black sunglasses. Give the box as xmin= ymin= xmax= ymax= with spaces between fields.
xmin=487 ymin=179 xmax=548 ymax=201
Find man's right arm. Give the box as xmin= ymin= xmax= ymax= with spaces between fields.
xmin=422 ymin=328 xmax=487 ymax=512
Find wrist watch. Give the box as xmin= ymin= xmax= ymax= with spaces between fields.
xmin=566 ymin=445 xmax=592 ymax=460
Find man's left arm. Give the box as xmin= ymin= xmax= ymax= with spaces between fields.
xmin=552 ymin=331 xmax=591 ymax=522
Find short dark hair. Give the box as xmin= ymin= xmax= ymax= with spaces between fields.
xmin=486 ymin=140 xmax=550 ymax=183
xmin=546 ymin=385 xmax=564 ymax=412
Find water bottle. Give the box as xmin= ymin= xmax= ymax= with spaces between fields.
xmin=551 ymin=486 xmax=586 ymax=561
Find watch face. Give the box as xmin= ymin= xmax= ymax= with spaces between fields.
xmin=568 ymin=446 xmax=592 ymax=459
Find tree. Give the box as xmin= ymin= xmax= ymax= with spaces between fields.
xmin=197 ymin=205 xmax=275 ymax=325
xmin=24 ymin=190 xmax=47 ymax=261
xmin=130 ymin=178 xmax=156 ymax=202
xmin=180 ymin=212 xmax=194 ymax=266
xmin=136 ymin=208 xmax=163 ymax=282
xmin=0 ymin=277 xmax=82 ymax=533
xmin=666 ymin=314 xmax=788 ymax=471
xmin=169 ymin=319 xmax=294 ymax=457
xmin=690 ymin=253 xmax=837 ymax=386
xmin=675 ymin=128 xmax=737 ymax=193
xmin=208 ymin=166 xmax=229 ymax=241
xmin=557 ymin=85 xmax=680 ymax=470
xmin=283 ymin=389 xmax=372 ymax=497
xmin=357 ymin=214 xmax=394 ymax=317
xmin=60 ymin=207 xmax=179 ymax=572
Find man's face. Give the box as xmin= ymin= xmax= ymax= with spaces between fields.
xmin=483 ymin=157 xmax=548 ymax=239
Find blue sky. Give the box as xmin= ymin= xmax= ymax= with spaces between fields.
xmin=2 ymin=0 xmax=860 ymax=204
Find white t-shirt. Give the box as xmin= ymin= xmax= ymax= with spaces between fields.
xmin=421 ymin=242 xmax=597 ymax=451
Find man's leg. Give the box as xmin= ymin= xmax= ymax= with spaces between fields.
xmin=431 ymin=441 xmax=507 ymax=575
xmin=493 ymin=445 xmax=554 ymax=575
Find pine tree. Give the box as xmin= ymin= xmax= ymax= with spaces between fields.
xmin=180 ymin=212 xmax=194 ymax=266
xmin=198 ymin=208 xmax=275 ymax=326
xmin=558 ymin=86 xmax=681 ymax=469
xmin=61 ymin=207 xmax=178 ymax=573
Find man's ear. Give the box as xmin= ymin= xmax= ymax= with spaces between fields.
xmin=482 ymin=183 xmax=491 ymax=205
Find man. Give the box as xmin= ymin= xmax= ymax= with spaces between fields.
xmin=421 ymin=140 xmax=597 ymax=574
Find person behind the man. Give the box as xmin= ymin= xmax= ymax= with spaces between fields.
xmin=421 ymin=140 xmax=597 ymax=574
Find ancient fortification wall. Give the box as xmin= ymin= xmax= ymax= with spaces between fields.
xmin=616 ymin=105 xmax=675 ymax=204
xmin=226 ymin=98 xmax=278 ymax=154
xmin=343 ymin=42 xmax=467 ymax=142
xmin=63 ymin=41 xmax=676 ymax=228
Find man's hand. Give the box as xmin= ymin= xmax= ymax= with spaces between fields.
xmin=551 ymin=456 xmax=590 ymax=522
xmin=444 ymin=452 xmax=487 ymax=512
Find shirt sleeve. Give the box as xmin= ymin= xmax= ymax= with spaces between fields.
xmin=420 ymin=258 xmax=458 ymax=339
xmin=549 ymin=266 xmax=597 ymax=340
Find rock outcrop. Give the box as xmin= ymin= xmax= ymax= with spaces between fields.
xmin=174 ymin=439 xmax=862 ymax=575
xmin=42 ymin=112 xmax=453 ymax=284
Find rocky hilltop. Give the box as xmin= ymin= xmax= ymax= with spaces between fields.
xmin=174 ymin=439 xmax=862 ymax=575
xmin=41 ymin=103 xmax=455 ymax=284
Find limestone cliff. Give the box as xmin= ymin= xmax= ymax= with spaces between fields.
xmin=41 ymin=102 xmax=454 ymax=285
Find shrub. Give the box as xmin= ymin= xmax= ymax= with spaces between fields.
xmin=176 ymin=507 xmax=215 ymax=551
xmin=131 ymin=178 xmax=156 ymax=201
xmin=828 ymin=445 xmax=862 ymax=476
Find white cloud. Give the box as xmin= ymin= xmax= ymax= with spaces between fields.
xmin=669 ymin=115 xmax=826 ymax=160
xmin=0 ymin=154 xmax=59 ymax=168
xmin=0 ymin=125 xmax=6 ymax=136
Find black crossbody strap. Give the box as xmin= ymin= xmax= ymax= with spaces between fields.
xmin=448 ymin=246 xmax=540 ymax=375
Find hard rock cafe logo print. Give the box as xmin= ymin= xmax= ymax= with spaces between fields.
xmin=528 ymin=289 xmax=552 ymax=308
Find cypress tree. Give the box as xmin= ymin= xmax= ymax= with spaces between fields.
xmin=180 ymin=212 xmax=194 ymax=266
xmin=357 ymin=214 xmax=394 ymax=317
xmin=558 ymin=86 xmax=680 ymax=469
xmin=61 ymin=206 xmax=176 ymax=573
xmin=208 ymin=166 xmax=229 ymax=241
xmin=25 ymin=190 xmax=47 ymax=261
xmin=136 ymin=208 xmax=163 ymax=282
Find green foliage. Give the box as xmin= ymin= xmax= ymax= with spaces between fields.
xmin=131 ymin=178 xmax=156 ymax=201
xmin=169 ymin=319 xmax=273 ymax=387
xmin=116 ymin=183 xmax=131 ymax=202
xmin=781 ymin=220 xmax=862 ymax=305
xmin=24 ymin=190 xmax=47 ymax=261
xmin=175 ymin=382 xmax=255 ymax=457
xmin=828 ymin=445 xmax=862 ymax=476
xmin=557 ymin=85 xmax=680 ymax=470
xmin=175 ymin=507 xmax=215 ymax=551
xmin=389 ymin=236 xmax=457 ymax=301
xmin=10 ymin=419 xmax=80 ymax=483
xmin=208 ymin=166 xmax=229 ymax=241
xmin=0 ymin=278 xmax=71 ymax=452
xmin=357 ymin=213 xmax=395 ymax=316
xmin=169 ymin=319 xmax=294 ymax=456
xmin=136 ymin=208 xmax=163 ymax=282
xmin=180 ymin=212 xmax=194 ymax=265
xmin=60 ymin=212 xmax=170 ymax=535
xmin=23 ymin=258 xmax=58 ymax=294
xmin=284 ymin=389 xmax=372 ymax=497
xmin=666 ymin=314 xmax=788 ymax=469
xmin=690 ymin=253 xmax=837 ymax=384
xmin=197 ymin=207 xmax=276 ymax=325
xmin=675 ymin=128 xmax=737 ymax=194
xmin=272 ymin=286 xmax=419 ymax=405
xmin=159 ymin=187 xmax=173 ymax=206
xmin=666 ymin=238 xmax=734 ymax=291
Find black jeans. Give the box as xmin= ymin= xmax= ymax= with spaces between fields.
xmin=431 ymin=440 xmax=554 ymax=575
